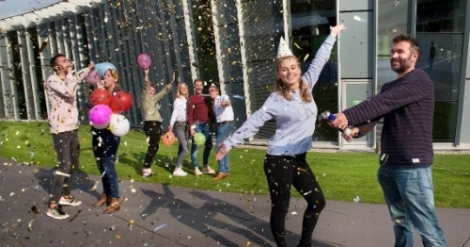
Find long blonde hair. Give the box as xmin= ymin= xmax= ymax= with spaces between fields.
xmin=274 ymin=55 xmax=312 ymax=103
xmin=176 ymin=82 xmax=188 ymax=99
xmin=106 ymin=69 xmax=122 ymax=92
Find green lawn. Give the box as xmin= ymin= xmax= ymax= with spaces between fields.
xmin=1 ymin=122 xmax=469 ymax=208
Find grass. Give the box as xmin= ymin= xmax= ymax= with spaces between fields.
xmin=0 ymin=121 xmax=469 ymax=208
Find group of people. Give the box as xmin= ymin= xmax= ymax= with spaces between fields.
xmin=44 ymin=22 xmax=447 ymax=247
xmin=141 ymin=74 xmax=235 ymax=181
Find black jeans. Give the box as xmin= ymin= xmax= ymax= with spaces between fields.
xmin=264 ymin=153 xmax=325 ymax=247
xmin=49 ymin=130 xmax=79 ymax=206
xmin=142 ymin=121 xmax=162 ymax=168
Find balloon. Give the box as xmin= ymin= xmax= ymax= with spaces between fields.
xmin=161 ymin=131 xmax=176 ymax=146
xmin=90 ymin=88 xmax=111 ymax=106
xmin=137 ymin=54 xmax=152 ymax=69
xmin=95 ymin=62 xmax=117 ymax=77
xmin=110 ymin=91 xmax=133 ymax=113
xmin=194 ymin=133 xmax=206 ymax=146
xmin=109 ymin=114 xmax=130 ymax=137
xmin=89 ymin=104 xmax=112 ymax=125
xmin=90 ymin=121 xmax=109 ymax=130
xmin=85 ymin=68 xmax=101 ymax=85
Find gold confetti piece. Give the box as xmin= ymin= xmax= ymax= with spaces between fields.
xmin=27 ymin=219 xmax=34 ymax=231
xmin=128 ymin=219 xmax=134 ymax=227
xmin=116 ymin=234 xmax=121 ymax=239
xmin=244 ymin=241 xmax=251 ymax=247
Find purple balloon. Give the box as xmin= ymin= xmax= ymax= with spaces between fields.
xmin=137 ymin=54 xmax=152 ymax=69
xmin=89 ymin=104 xmax=112 ymax=125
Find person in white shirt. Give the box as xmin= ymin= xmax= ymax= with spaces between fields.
xmin=209 ymin=83 xmax=234 ymax=180
xmin=168 ymin=83 xmax=189 ymax=176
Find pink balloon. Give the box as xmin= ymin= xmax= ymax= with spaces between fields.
xmin=89 ymin=104 xmax=112 ymax=125
xmin=137 ymin=54 xmax=152 ymax=69
xmin=86 ymin=69 xmax=101 ymax=85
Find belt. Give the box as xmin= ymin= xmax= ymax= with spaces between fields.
xmin=218 ymin=121 xmax=233 ymax=125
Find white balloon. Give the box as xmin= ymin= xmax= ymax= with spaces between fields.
xmin=90 ymin=121 xmax=109 ymax=130
xmin=109 ymin=114 xmax=130 ymax=137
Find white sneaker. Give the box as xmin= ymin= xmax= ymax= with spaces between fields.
xmin=202 ymin=166 xmax=215 ymax=174
xmin=47 ymin=206 xmax=69 ymax=220
xmin=142 ymin=168 xmax=153 ymax=178
xmin=194 ymin=167 xmax=203 ymax=176
xmin=173 ymin=168 xmax=187 ymax=177
xmin=58 ymin=195 xmax=82 ymax=206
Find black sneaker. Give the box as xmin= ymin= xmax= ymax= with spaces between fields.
xmin=46 ymin=206 xmax=69 ymax=220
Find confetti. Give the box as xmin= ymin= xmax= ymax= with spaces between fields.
xmin=153 ymin=223 xmax=168 ymax=232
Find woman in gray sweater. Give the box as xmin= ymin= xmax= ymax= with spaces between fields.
xmin=216 ymin=24 xmax=345 ymax=247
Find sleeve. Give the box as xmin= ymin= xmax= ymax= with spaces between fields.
xmin=169 ymin=99 xmax=182 ymax=126
xmin=222 ymin=95 xmax=230 ymax=102
xmin=301 ymin=34 xmax=336 ymax=90
xmin=222 ymin=95 xmax=276 ymax=151
xmin=187 ymin=97 xmax=195 ymax=127
xmin=343 ymin=72 xmax=432 ymax=126
xmin=46 ymin=74 xmax=78 ymax=99
xmin=353 ymin=117 xmax=380 ymax=138
xmin=76 ymin=67 xmax=90 ymax=82
xmin=151 ymin=85 xmax=171 ymax=101
xmin=141 ymin=80 xmax=151 ymax=103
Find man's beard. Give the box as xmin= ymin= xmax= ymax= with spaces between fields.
xmin=390 ymin=57 xmax=412 ymax=74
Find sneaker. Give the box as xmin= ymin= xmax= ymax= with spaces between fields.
xmin=173 ymin=168 xmax=188 ymax=177
xmin=47 ymin=206 xmax=69 ymax=220
xmin=142 ymin=168 xmax=153 ymax=178
xmin=202 ymin=166 xmax=215 ymax=174
xmin=194 ymin=167 xmax=203 ymax=176
xmin=59 ymin=195 xmax=82 ymax=206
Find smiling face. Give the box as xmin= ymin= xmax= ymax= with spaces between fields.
xmin=178 ymin=83 xmax=188 ymax=98
xmin=193 ymin=80 xmax=204 ymax=95
xmin=209 ymin=86 xmax=218 ymax=99
xmin=277 ymin=56 xmax=301 ymax=90
xmin=390 ymin=41 xmax=418 ymax=76
xmin=148 ymin=86 xmax=156 ymax=96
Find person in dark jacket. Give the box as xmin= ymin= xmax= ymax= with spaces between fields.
xmin=330 ymin=34 xmax=447 ymax=247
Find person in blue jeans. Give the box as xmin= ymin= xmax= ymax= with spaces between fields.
xmin=208 ymin=83 xmax=234 ymax=180
xmin=187 ymin=79 xmax=216 ymax=176
xmin=91 ymin=69 xmax=123 ymax=214
xmin=331 ymin=34 xmax=447 ymax=247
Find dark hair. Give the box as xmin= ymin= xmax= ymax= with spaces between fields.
xmin=49 ymin=54 xmax=66 ymax=68
xmin=193 ymin=78 xmax=203 ymax=85
xmin=392 ymin=34 xmax=420 ymax=53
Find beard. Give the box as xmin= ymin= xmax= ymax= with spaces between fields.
xmin=390 ymin=56 xmax=413 ymax=74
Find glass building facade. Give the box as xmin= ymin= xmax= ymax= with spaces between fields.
xmin=0 ymin=0 xmax=469 ymax=150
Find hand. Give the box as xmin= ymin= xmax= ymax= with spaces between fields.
xmin=144 ymin=68 xmax=149 ymax=75
xmin=341 ymin=127 xmax=359 ymax=143
xmin=330 ymin=23 xmax=346 ymax=38
xmin=87 ymin=62 xmax=94 ymax=70
xmin=168 ymin=125 xmax=173 ymax=132
xmin=190 ymin=129 xmax=196 ymax=136
xmin=166 ymin=83 xmax=172 ymax=89
xmin=331 ymin=112 xmax=349 ymax=130
xmin=216 ymin=143 xmax=228 ymax=160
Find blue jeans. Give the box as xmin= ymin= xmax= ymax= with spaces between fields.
xmin=92 ymin=129 xmax=121 ymax=199
xmin=215 ymin=121 xmax=233 ymax=173
xmin=190 ymin=122 xmax=212 ymax=168
xmin=377 ymin=165 xmax=447 ymax=247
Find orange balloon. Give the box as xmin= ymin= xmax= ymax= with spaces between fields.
xmin=110 ymin=91 xmax=133 ymax=113
xmin=161 ymin=131 xmax=176 ymax=146
xmin=90 ymin=88 xmax=111 ymax=106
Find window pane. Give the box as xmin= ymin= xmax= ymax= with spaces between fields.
xmin=291 ymin=0 xmax=337 ymax=142
xmin=416 ymin=0 xmax=466 ymax=33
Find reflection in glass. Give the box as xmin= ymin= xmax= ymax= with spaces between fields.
xmin=291 ymin=0 xmax=337 ymax=142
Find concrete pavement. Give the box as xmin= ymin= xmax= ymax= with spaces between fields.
xmin=1 ymin=157 xmax=469 ymax=247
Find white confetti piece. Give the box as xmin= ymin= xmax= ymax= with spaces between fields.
xmin=153 ymin=223 xmax=168 ymax=232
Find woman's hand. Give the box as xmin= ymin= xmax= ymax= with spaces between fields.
xmin=330 ymin=23 xmax=346 ymax=38
xmin=168 ymin=125 xmax=173 ymax=132
xmin=216 ymin=143 xmax=228 ymax=160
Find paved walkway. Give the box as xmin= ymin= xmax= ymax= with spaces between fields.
xmin=1 ymin=157 xmax=469 ymax=247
